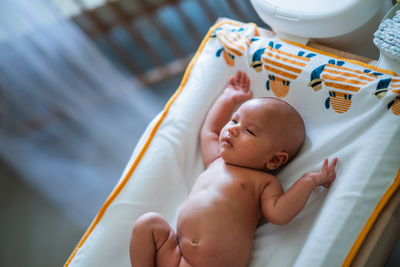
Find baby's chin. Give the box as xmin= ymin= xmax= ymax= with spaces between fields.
xmin=219 ymin=151 xmax=230 ymax=163
xmin=219 ymin=152 xmax=238 ymax=166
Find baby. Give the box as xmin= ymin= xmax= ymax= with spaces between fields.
xmin=130 ymin=71 xmax=338 ymax=267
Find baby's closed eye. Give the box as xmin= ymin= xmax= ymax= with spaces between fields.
xmin=246 ymin=129 xmax=255 ymax=136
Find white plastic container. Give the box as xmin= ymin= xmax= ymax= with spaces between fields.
xmin=250 ymin=0 xmax=393 ymax=59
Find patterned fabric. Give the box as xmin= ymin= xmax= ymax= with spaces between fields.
xmin=214 ymin=23 xmax=400 ymax=116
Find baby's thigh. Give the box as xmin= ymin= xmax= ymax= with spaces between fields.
xmin=155 ymin=228 xmax=182 ymax=267
xmin=131 ymin=212 xmax=192 ymax=267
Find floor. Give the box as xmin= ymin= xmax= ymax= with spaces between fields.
xmin=0 ymin=74 xmax=181 ymax=267
xmin=0 ymin=160 xmax=83 ymax=267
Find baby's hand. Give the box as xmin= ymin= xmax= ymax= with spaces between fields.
xmin=304 ymin=158 xmax=338 ymax=188
xmin=223 ymin=71 xmax=253 ymax=104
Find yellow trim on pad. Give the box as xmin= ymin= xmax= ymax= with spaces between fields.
xmin=342 ymin=168 xmax=400 ymax=266
xmin=281 ymin=39 xmax=398 ymax=77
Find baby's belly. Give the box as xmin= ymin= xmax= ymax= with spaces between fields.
xmin=177 ymin=193 xmax=258 ymax=267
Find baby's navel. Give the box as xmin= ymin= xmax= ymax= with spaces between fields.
xmin=191 ymin=239 xmax=200 ymax=246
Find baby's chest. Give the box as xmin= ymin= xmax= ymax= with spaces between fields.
xmin=196 ymin=167 xmax=264 ymax=200
xmin=228 ymin=177 xmax=258 ymax=196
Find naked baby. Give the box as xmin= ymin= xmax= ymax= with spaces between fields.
xmin=130 ymin=71 xmax=338 ymax=267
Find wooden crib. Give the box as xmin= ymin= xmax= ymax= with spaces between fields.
xmin=68 ymin=0 xmax=263 ymax=85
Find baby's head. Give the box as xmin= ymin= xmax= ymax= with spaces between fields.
xmin=219 ymin=97 xmax=305 ymax=171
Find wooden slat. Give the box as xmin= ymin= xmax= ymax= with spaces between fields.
xmin=72 ymin=0 xmax=269 ymax=85
xmin=226 ymin=0 xmax=248 ymax=22
xmin=151 ymin=15 xmax=186 ymax=59
xmin=137 ymin=0 xmax=186 ymax=59
xmin=106 ymin=0 xmax=164 ymax=68
xmin=175 ymin=3 xmax=202 ymax=45
xmin=196 ymin=0 xmax=218 ymax=24
xmin=81 ymin=9 xmax=109 ymax=35
xmin=72 ymin=15 xmax=102 ymax=37
xmin=139 ymin=55 xmax=192 ymax=85
xmin=72 ymin=0 xmax=177 ymax=37
xmin=72 ymin=0 xmax=142 ymax=74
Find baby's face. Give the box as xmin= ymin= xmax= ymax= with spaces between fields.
xmin=219 ymin=99 xmax=282 ymax=170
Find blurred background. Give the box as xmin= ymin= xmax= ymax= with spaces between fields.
xmin=0 ymin=0 xmax=398 ymax=266
xmin=0 ymin=0 xmax=263 ymax=266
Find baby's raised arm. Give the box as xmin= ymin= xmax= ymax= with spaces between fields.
xmin=200 ymin=71 xmax=252 ymax=168
xmin=261 ymin=158 xmax=338 ymax=225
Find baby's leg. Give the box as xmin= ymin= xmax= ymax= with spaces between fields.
xmin=130 ymin=212 xmax=189 ymax=267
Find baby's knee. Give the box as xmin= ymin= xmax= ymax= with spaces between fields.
xmin=132 ymin=212 xmax=174 ymax=250
xmin=132 ymin=212 xmax=169 ymax=234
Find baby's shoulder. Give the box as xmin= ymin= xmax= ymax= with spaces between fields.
xmin=258 ymin=171 xmax=280 ymax=184
xmin=244 ymin=170 xmax=282 ymax=197
xmin=242 ymin=167 xmax=278 ymax=185
xmin=245 ymin=171 xmax=282 ymax=193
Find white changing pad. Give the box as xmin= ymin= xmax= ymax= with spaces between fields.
xmin=66 ymin=20 xmax=400 ymax=267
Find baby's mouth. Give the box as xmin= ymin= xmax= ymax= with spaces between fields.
xmin=222 ymin=136 xmax=233 ymax=147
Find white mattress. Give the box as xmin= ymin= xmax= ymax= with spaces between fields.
xmin=66 ymin=20 xmax=400 ymax=267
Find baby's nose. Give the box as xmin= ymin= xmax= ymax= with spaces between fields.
xmin=228 ymin=125 xmax=239 ymax=136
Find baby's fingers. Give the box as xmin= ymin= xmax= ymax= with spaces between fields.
xmin=327 ymin=158 xmax=338 ymax=186
xmin=328 ymin=157 xmax=338 ymax=174
xmin=321 ymin=158 xmax=329 ymax=177
xmin=238 ymin=71 xmax=250 ymax=91
xmin=235 ymin=71 xmax=244 ymax=85
xmin=228 ymin=76 xmax=236 ymax=86
xmin=244 ymin=76 xmax=250 ymax=91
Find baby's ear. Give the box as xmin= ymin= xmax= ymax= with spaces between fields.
xmin=265 ymin=152 xmax=289 ymax=170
